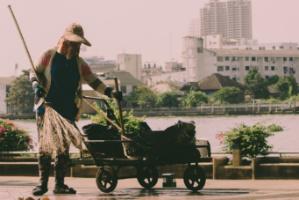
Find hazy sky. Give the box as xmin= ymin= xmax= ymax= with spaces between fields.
xmin=1 ymin=0 xmax=299 ymax=76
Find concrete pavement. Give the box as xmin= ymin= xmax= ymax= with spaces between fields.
xmin=1 ymin=176 xmax=299 ymax=199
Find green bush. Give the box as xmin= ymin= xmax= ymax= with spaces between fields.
xmin=0 ymin=119 xmax=32 ymax=151
xmin=267 ymin=124 xmax=283 ymax=132
xmin=181 ymin=90 xmax=208 ymax=107
xmin=157 ymin=92 xmax=180 ymax=107
xmin=217 ymin=123 xmax=282 ymax=158
xmin=212 ymin=87 xmax=244 ymax=104
xmin=91 ymin=100 xmax=145 ymax=136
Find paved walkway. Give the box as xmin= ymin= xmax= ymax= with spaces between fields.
xmin=1 ymin=176 xmax=299 ymax=199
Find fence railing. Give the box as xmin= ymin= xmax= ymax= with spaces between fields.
xmin=127 ymin=102 xmax=298 ymax=116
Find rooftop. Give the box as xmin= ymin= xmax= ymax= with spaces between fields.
xmin=210 ymin=49 xmax=299 ymax=57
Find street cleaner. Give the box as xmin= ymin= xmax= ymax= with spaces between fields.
xmin=30 ymin=23 xmax=122 ymax=196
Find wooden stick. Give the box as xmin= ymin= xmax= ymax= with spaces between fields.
xmin=114 ymin=78 xmax=125 ymax=135
xmin=82 ymin=98 xmax=122 ymax=131
xmin=82 ymin=97 xmax=132 ymax=142
xmin=8 ymin=5 xmax=37 ymax=75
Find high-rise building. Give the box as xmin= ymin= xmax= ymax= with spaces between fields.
xmin=200 ymin=0 xmax=252 ymax=40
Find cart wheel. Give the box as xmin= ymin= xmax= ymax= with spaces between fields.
xmin=183 ymin=165 xmax=206 ymax=192
xmin=96 ymin=167 xmax=118 ymax=193
xmin=137 ymin=165 xmax=159 ymax=189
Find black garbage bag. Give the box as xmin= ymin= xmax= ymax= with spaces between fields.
xmin=125 ymin=120 xmax=201 ymax=161
xmin=82 ymin=123 xmax=124 ymax=157
xmin=123 ymin=121 xmax=153 ymax=157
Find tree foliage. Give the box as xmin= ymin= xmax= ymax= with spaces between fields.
xmin=156 ymin=92 xmax=180 ymax=107
xmin=275 ymin=76 xmax=298 ymax=99
xmin=125 ymin=86 xmax=157 ymax=107
xmin=181 ymin=90 xmax=208 ymax=107
xmin=213 ymin=87 xmax=244 ymax=104
xmin=245 ymin=69 xmax=269 ymax=99
xmin=6 ymin=70 xmax=34 ymax=114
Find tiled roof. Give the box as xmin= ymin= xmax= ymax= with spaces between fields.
xmin=198 ymin=73 xmax=242 ymax=90
xmin=104 ymin=71 xmax=143 ymax=86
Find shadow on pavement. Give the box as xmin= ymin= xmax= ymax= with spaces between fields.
xmin=91 ymin=188 xmax=253 ymax=199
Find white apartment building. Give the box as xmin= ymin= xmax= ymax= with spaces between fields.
xmin=200 ymin=0 xmax=252 ymax=40
xmin=203 ymin=34 xmax=258 ymax=49
xmin=212 ymin=49 xmax=299 ymax=83
xmin=117 ymin=53 xmax=142 ymax=80
xmin=203 ymin=34 xmax=298 ymax=51
xmin=182 ymin=36 xmax=299 ymax=83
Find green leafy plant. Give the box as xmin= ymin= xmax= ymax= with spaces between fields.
xmin=181 ymin=90 xmax=208 ymax=107
xmin=90 ymin=100 xmax=145 ymax=136
xmin=267 ymin=124 xmax=283 ymax=132
xmin=212 ymin=87 xmax=244 ymax=104
xmin=216 ymin=123 xmax=282 ymax=158
xmin=0 ymin=119 xmax=32 ymax=151
xmin=156 ymin=92 xmax=180 ymax=107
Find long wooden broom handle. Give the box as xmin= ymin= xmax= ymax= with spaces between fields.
xmin=114 ymin=78 xmax=126 ymax=136
xmin=8 ymin=5 xmax=38 ymax=76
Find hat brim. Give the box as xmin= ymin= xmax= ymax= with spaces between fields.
xmin=64 ymin=32 xmax=91 ymax=46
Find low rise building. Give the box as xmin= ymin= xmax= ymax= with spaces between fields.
xmin=0 ymin=77 xmax=16 ymax=114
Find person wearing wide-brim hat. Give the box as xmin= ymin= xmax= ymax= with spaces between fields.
xmin=30 ymin=23 xmax=122 ymax=196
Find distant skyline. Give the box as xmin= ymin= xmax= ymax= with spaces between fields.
xmin=1 ymin=0 xmax=299 ymax=76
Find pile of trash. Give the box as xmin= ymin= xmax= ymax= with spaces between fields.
xmin=82 ymin=120 xmax=201 ymax=161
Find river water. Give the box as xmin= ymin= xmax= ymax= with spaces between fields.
xmin=13 ymin=114 xmax=299 ymax=153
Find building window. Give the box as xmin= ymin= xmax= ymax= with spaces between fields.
xmin=264 ymin=57 xmax=269 ymax=62
xmin=265 ymin=75 xmax=269 ymax=79
xmin=197 ymin=47 xmax=203 ymax=53
xmin=225 ymin=66 xmax=230 ymax=71
xmin=271 ymin=66 xmax=275 ymax=71
xmin=245 ymin=66 xmax=250 ymax=71
xmin=217 ymin=66 xmax=224 ymax=72
xmin=245 ymin=57 xmax=249 ymax=61
xmin=283 ymin=57 xmax=287 ymax=62
xmin=217 ymin=56 xmax=223 ymax=62
xmin=251 ymin=57 xmax=256 ymax=61
xmin=232 ymin=67 xmax=237 ymax=71
xmin=225 ymin=56 xmax=230 ymax=61
xmin=283 ymin=66 xmax=288 ymax=74
xmin=232 ymin=56 xmax=236 ymax=61
xmin=289 ymin=57 xmax=293 ymax=62
xmin=264 ymin=66 xmax=269 ymax=71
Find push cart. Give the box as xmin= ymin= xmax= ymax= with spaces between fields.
xmin=78 ymin=95 xmax=212 ymax=193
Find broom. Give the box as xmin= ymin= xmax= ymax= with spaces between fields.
xmin=82 ymin=78 xmax=132 ymax=159
xmin=8 ymin=5 xmax=83 ymax=155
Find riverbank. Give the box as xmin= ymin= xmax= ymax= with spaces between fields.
xmin=128 ymin=102 xmax=299 ymax=116
xmin=1 ymin=102 xmax=299 ymax=119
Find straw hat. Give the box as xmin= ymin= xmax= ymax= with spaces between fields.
xmin=63 ymin=23 xmax=91 ymax=46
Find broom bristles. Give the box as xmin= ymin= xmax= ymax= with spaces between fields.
xmin=39 ymin=105 xmax=83 ymax=156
